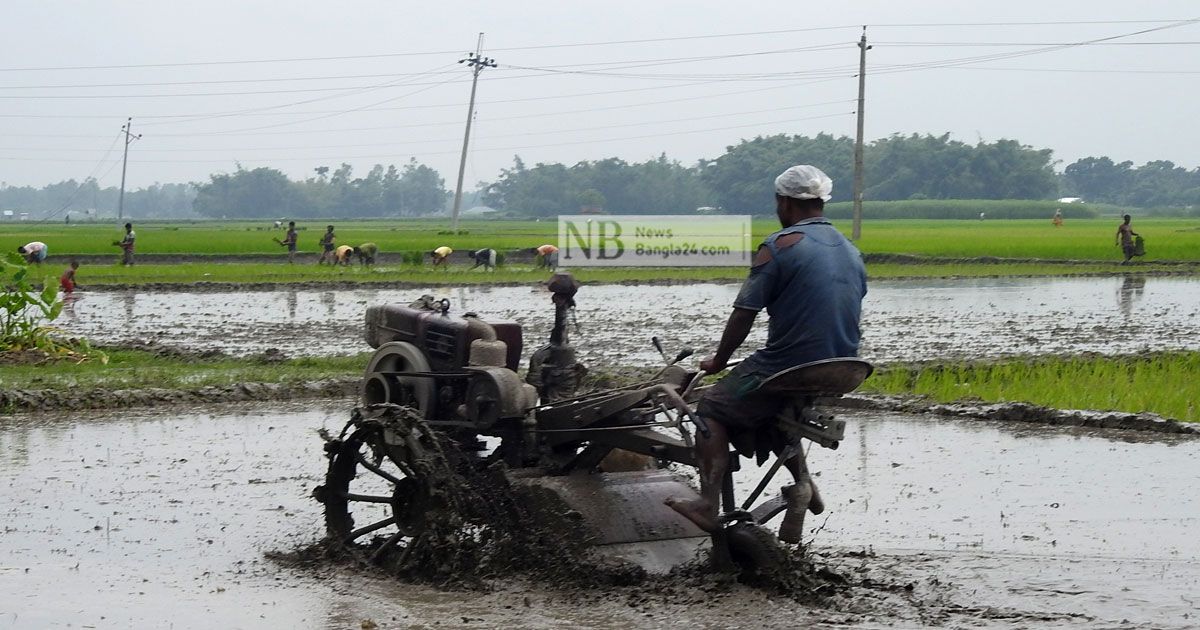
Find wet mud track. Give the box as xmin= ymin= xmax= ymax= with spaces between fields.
xmin=58 ymin=276 xmax=1200 ymax=364
xmin=1 ymin=402 xmax=1196 ymax=628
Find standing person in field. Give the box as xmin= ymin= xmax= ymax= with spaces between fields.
xmin=534 ymin=244 xmax=559 ymax=270
xmin=1052 ymin=208 xmax=1063 ymax=227
xmin=317 ymin=225 xmax=336 ymax=265
xmin=276 ymin=221 xmax=298 ymax=263
xmin=60 ymin=259 xmax=80 ymax=294
xmin=664 ymin=165 xmax=867 ymax=543
xmin=16 ymin=240 xmax=47 ymax=264
xmin=1116 ymin=214 xmax=1139 ymax=265
xmin=468 ymin=248 xmax=497 ymax=271
xmin=430 ymin=246 xmax=453 ymax=269
xmin=114 ymin=223 xmax=136 ymax=265
xmin=353 ymin=242 xmax=378 ymax=266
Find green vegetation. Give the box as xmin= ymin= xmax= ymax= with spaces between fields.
xmin=824 ymin=199 xmax=1109 ymax=220
xmin=861 ymin=352 xmax=1200 ymax=422
xmin=1 ymin=254 xmax=104 ymax=361
xmin=4 ymin=217 xmax=1199 ymax=260
xmin=850 ymin=218 xmax=1200 ymax=261
xmin=1 ymin=218 xmax=1197 ymax=288
xmin=0 ymin=349 xmax=367 ymax=392
xmin=29 ymin=260 xmax=1193 ymax=287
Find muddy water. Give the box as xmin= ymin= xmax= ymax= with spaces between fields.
xmin=58 ymin=275 xmax=1200 ymax=365
xmin=1 ymin=402 xmax=1196 ymax=628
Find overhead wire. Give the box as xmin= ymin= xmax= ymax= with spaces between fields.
xmin=34 ymin=129 xmax=124 ymax=222
xmin=0 ymin=99 xmax=854 ymax=152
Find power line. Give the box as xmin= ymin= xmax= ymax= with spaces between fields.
xmin=0 ymin=25 xmax=862 ymax=74
xmin=0 ymin=100 xmax=854 ymax=152
xmin=0 ymin=112 xmax=852 ymax=165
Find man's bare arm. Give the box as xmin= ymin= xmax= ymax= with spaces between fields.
xmin=701 ymin=307 xmax=758 ymax=373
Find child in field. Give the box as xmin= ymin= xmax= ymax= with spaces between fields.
xmin=60 ymin=260 xmax=80 ymax=294
xmin=354 ymin=242 xmax=378 ymax=266
xmin=317 ymin=225 xmax=336 ymax=265
xmin=334 ymin=244 xmax=354 ymax=266
xmin=430 ymin=246 xmax=453 ymax=268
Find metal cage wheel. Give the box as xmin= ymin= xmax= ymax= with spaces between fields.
xmin=316 ymin=421 xmax=431 ymax=565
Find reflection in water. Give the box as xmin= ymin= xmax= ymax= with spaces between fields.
xmin=285 ymin=289 xmax=298 ymax=320
xmin=121 ymin=292 xmax=135 ymax=323
xmin=1117 ymin=275 xmax=1146 ymax=319
xmin=319 ymin=291 xmax=335 ymax=317
xmin=61 ymin=293 xmax=80 ymax=320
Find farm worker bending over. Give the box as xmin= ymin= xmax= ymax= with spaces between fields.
xmin=16 ymin=241 xmax=47 ymax=264
xmin=334 ymin=245 xmax=354 ymax=266
xmin=1116 ymin=214 xmax=1140 ymax=265
xmin=114 ymin=223 xmax=136 ymax=266
xmin=60 ymin=260 xmax=80 ymax=294
xmin=534 ymin=244 xmax=558 ymax=269
xmin=468 ymin=248 xmax=497 ymax=271
xmin=276 ymin=221 xmax=298 ymax=263
xmin=317 ymin=225 xmax=336 ymax=265
xmin=430 ymin=246 xmax=453 ymax=268
xmin=665 ymin=165 xmax=867 ymax=544
xmin=1052 ymin=208 xmax=1063 ymax=227
xmin=354 ymin=242 xmax=378 ymax=266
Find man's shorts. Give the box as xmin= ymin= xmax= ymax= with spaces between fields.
xmin=1123 ymin=244 xmax=1136 ymax=258
xmin=696 ymin=364 xmax=788 ymax=434
xmin=287 ymin=243 xmax=297 ymax=252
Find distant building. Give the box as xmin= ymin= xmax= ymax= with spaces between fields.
xmin=1057 ymin=197 xmax=1084 ymax=204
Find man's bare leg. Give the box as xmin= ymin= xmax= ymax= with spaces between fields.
xmin=665 ymin=418 xmax=728 ymax=532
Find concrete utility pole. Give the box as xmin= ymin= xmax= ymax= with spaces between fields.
xmin=450 ymin=33 xmax=497 ymax=232
xmin=117 ymin=117 xmax=141 ymax=222
xmin=851 ymin=27 xmax=871 ymax=241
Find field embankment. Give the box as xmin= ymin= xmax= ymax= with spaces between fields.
xmin=3 ymin=349 xmax=1195 ymax=428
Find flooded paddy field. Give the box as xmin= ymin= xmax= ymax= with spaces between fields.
xmin=58 ymin=275 xmax=1200 ymax=365
xmin=1 ymin=401 xmax=1196 ymax=628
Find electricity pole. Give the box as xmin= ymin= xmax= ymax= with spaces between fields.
xmin=851 ymin=27 xmax=870 ymax=241
xmin=117 ymin=117 xmax=141 ymax=222
xmin=450 ymin=33 xmax=496 ymax=232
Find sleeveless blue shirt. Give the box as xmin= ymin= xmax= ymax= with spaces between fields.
xmin=732 ymin=218 xmax=867 ymax=376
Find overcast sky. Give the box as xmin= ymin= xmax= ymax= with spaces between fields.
xmin=0 ymin=1 xmax=1196 ymax=190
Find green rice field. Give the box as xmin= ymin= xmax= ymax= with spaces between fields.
xmin=2 ymin=217 xmax=1198 ymax=261
xmin=861 ymin=352 xmax=1200 ymax=422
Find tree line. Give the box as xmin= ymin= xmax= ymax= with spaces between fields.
xmin=3 ymin=133 xmax=1198 ymax=219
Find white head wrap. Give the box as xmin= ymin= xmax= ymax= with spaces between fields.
xmin=774 ymin=165 xmax=833 ymax=202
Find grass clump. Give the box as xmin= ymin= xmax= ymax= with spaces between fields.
xmin=861 ymin=352 xmax=1200 ymax=422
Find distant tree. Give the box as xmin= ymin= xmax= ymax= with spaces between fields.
xmin=698 ymin=133 xmax=854 ymax=213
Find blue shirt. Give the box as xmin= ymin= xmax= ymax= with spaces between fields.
xmin=733 ymin=218 xmax=867 ymax=376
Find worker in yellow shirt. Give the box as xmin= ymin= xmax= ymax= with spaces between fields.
xmin=430 ymin=246 xmax=453 ymax=269
xmin=334 ymin=244 xmax=354 ymax=266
